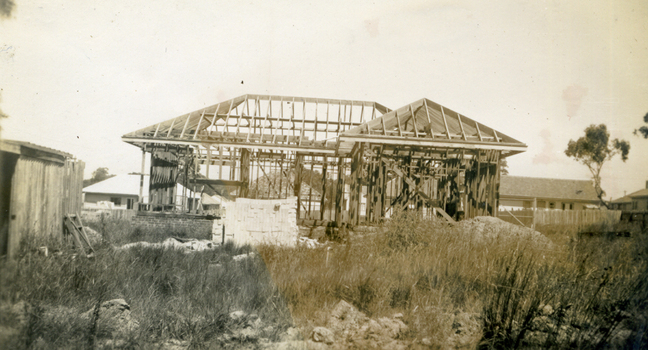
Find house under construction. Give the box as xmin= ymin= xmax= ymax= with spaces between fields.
xmin=122 ymin=94 xmax=527 ymax=226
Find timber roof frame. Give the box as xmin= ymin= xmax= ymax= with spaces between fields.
xmin=339 ymin=98 xmax=527 ymax=157
xmin=122 ymin=94 xmax=527 ymax=158
xmin=123 ymin=94 xmax=391 ymax=155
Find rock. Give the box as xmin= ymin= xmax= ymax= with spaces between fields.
xmin=531 ymin=316 xmax=556 ymax=333
xmin=327 ymin=300 xmax=368 ymax=336
xmin=393 ymin=313 xmax=404 ymax=319
xmin=421 ymin=337 xmax=432 ymax=346
xmin=82 ymin=299 xmax=139 ymax=339
xmin=539 ymin=304 xmax=554 ymax=316
xmin=280 ymin=327 xmax=302 ymax=341
xmin=609 ymin=328 xmax=633 ymax=349
xmin=263 ymin=340 xmax=312 ymax=350
xmin=377 ymin=317 xmax=408 ymax=338
xmin=523 ymin=331 xmax=548 ymax=346
xmin=310 ymin=226 xmax=327 ymax=241
xmin=232 ymin=327 xmax=260 ymax=342
xmin=83 ymin=227 xmax=103 ymax=245
xmin=311 ymin=327 xmax=334 ymax=344
xmin=230 ymin=310 xmax=246 ymax=321
xmin=233 ymin=252 xmax=256 ymax=261
xmin=456 ymin=216 xmax=552 ymax=248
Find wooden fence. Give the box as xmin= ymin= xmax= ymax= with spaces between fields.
xmin=498 ymin=209 xmax=622 ymax=229
xmin=7 ymin=158 xmax=84 ymax=257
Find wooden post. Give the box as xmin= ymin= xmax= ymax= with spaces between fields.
xmin=366 ymin=155 xmax=375 ymax=221
xmin=294 ymin=154 xmax=304 ymax=220
xmin=308 ymin=158 xmax=314 ymax=218
xmin=493 ymin=151 xmax=501 ymax=217
xmin=240 ymin=148 xmax=250 ymax=198
xmin=377 ymin=156 xmax=386 ymax=220
xmin=349 ymin=143 xmax=364 ymax=226
xmin=139 ymin=148 xmax=145 ymax=209
xmin=320 ymin=156 xmax=328 ymax=220
xmin=335 ymin=157 xmax=345 ymax=224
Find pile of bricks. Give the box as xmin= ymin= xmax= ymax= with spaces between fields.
xmin=223 ymin=197 xmax=299 ymax=246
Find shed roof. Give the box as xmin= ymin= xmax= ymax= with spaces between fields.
xmin=0 ymin=139 xmax=74 ymax=164
xmin=499 ymin=176 xmax=599 ymax=202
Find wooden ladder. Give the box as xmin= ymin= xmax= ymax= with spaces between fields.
xmin=64 ymin=214 xmax=95 ymax=256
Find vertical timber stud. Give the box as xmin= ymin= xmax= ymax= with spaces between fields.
xmin=365 ymin=152 xmax=375 ymax=221
xmin=335 ymin=157 xmax=345 ymax=225
xmin=349 ymin=142 xmax=364 ymax=226
xmin=294 ymin=154 xmax=304 ymax=220
xmin=320 ymin=157 xmax=328 ymax=221
xmin=139 ymin=148 xmax=145 ymax=210
xmin=240 ymin=148 xmax=250 ymax=198
xmin=377 ymin=150 xmax=386 ymax=220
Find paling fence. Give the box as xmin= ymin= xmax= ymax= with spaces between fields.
xmin=498 ymin=209 xmax=622 ymax=229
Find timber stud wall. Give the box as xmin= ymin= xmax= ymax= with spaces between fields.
xmin=122 ymin=94 xmax=527 ymax=227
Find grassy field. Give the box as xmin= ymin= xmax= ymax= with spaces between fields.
xmin=1 ymin=213 xmax=647 ymax=349
xmin=259 ymin=212 xmax=648 ymax=349
xmin=0 ymin=219 xmax=292 ymax=349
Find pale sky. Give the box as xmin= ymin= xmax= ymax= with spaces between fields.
xmin=1 ymin=0 xmax=647 ymax=200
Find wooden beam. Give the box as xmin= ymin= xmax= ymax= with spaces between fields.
xmin=440 ymin=105 xmax=451 ymax=139
xmin=338 ymin=135 xmax=527 ymax=152
xmin=457 ymin=113 xmax=467 ymax=141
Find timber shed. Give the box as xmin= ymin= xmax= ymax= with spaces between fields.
xmin=122 ymin=94 xmax=527 ymax=225
xmin=0 ymin=140 xmax=84 ymax=258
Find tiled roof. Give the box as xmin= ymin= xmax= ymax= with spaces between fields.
xmin=499 ymin=176 xmax=598 ymax=202
xmin=611 ymin=195 xmax=632 ymax=203
xmin=629 ymin=189 xmax=648 ymax=198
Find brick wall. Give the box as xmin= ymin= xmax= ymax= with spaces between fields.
xmin=223 ymin=197 xmax=299 ymax=246
xmin=132 ymin=213 xmax=222 ymax=240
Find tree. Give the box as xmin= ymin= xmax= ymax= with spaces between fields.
xmin=565 ymin=124 xmax=630 ymax=208
xmin=499 ymin=158 xmax=509 ymax=175
xmin=83 ymin=167 xmax=115 ymax=187
xmin=633 ymin=112 xmax=648 ymax=139
xmin=0 ymin=0 xmax=14 ymax=19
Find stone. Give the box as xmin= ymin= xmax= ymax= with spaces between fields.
xmin=281 ymin=327 xmax=302 ymax=341
xmin=82 ymin=299 xmax=139 ymax=339
xmin=311 ymin=327 xmax=334 ymax=344
xmin=539 ymin=304 xmax=554 ymax=316
xmin=229 ymin=310 xmax=246 ymax=321
xmin=421 ymin=337 xmax=432 ymax=346
xmin=376 ymin=317 xmax=408 ymax=338
xmin=531 ymin=316 xmax=556 ymax=333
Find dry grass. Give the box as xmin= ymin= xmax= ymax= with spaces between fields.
xmin=259 ymin=211 xmax=648 ymax=349
xmin=0 ymin=228 xmax=292 ymax=349
xmin=1 ymin=212 xmax=647 ymax=349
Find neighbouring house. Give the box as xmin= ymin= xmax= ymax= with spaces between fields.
xmin=499 ymin=175 xmax=599 ymax=211
xmin=83 ymin=174 xmax=230 ymax=211
xmin=612 ymin=181 xmax=648 ymax=211
xmin=0 ymin=140 xmax=84 ymax=258
xmin=610 ymin=194 xmax=633 ymax=211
